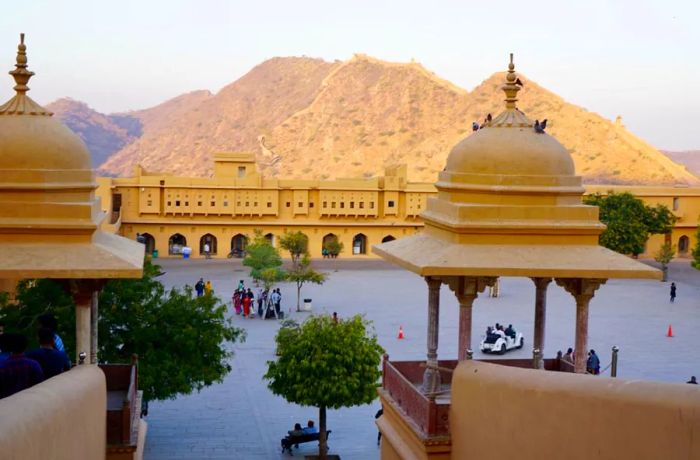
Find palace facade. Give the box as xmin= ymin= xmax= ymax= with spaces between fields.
xmin=97 ymin=152 xmax=700 ymax=259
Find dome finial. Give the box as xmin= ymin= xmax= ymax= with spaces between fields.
xmin=502 ymin=52 xmax=520 ymax=109
xmin=9 ymin=33 xmax=35 ymax=95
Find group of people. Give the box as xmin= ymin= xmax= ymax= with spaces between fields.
xmin=232 ymin=280 xmax=282 ymax=319
xmin=485 ymin=323 xmax=516 ymax=340
xmin=194 ymin=278 xmax=213 ymax=297
xmin=0 ymin=314 xmax=71 ymax=399
xmin=560 ymin=348 xmax=601 ymax=374
xmin=287 ymin=420 xmax=318 ymax=437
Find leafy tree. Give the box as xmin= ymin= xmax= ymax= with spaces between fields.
xmin=264 ymin=315 xmax=384 ymax=459
xmin=286 ymin=254 xmax=327 ymax=311
xmin=243 ymin=230 xmax=283 ymax=282
xmin=692 ymin=226 xmax=700 ymax=270
xmin=654 ymin=242 xmax=675 ymax=282
xmin=279 ymin=230 xmax=309 ymax=267
xmin=260 ymin=266 xmax=286 ymax=290
xmin=584 ymin=192 xmax=677 ymax=256
xmin=0 ymin=260 xmax=245 ymax=403
xmin=323 ymin=236 xmax=344 ymax=258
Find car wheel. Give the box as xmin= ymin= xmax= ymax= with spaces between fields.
xmin=518 ymin=337 xmax=524 ymax=349
xmin=499 ymin=343 xmax=506 ymax=355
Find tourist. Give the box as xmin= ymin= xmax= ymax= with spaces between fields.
xmin=688 ymin=376 xmax=698 ymax=385
xmin=233 ymin=289 xmax=242 ymax=315
xmin=238 ymin=279 xmax=245 ymax=291
xmin=257 ymin=287 xmax=264 ymax=317
xmin=322 ymin=247 xmax=329 ymax=258
xmin=205 ymin=280 xmax=213 ymax=295
xmin=561 ymin=348 xmax=574 ymax=372
xmin=243 ymin=289 xmax=252 ymax=317
xmin=272 ymin=288 xmax=282 ymax=316
xmin=37 ymin=314 xmax=65 ymax=353
xmin=203 ymin=242 xmax=211 ymax=259
xmin=195 ymin=278 xmax=205 ymax=297
xmin=26 ymin=328 xmax=71 ymax=379
xmin=288 ymin=422 xmax=304 ymax=436
xmin=0 ymin=333 xmax=44 ymax=398
xmin=375 ymin=408 xmax=384 ymax=445
xmin=670 ymin=282 xmax=677 ymax=303
xmin=505 ymin=324 xmax=516 ymax=339
xmin=586 ymin=349 xmax=600 ymax=375
xmin=332 ymin=312 xmax=339 ymax=324
xmin=302 ymin=420 xmax=317 ymax=434
xmin=472 ymin=121 xmax=479 ymax=132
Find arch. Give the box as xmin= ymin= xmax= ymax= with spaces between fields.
xmin=352 ymin=233 xmax=367 ymax=255
xmin=679 ymin=235 xmax=690 ymax=254
xmin=168 ymin=233 xmax=186 ymax=255
xmin=264 ymin=233 xmax=275 ymax=247
xmin=141 ymin=233 xmax=156 ymax=255
xmin=200 ymin=233 xmax=218 ymax=255
xmin=230 ymin=233 xmax=248 ymax=257
xmin=322 ymin=233 xmax=340 ymax=258
xmin=382 ymin=235 xmax=396 ymax=243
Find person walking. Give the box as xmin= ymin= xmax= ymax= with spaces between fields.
xmin=257 ymin=287 xmax=264 ymax=318
xmin=233 ymin=289 xmax=242 ymax=315
xmin=243 ymin=289 xmax=253 ymax=317
xmin=195 ymin=278 xmax=205 ymax=297
xmin=203 ymin=242 xmax=211 ymax=259
xmin=670 ymin=282 xmax=677 ymax=303
xmin=204 ymin=280 xmax=213 ymax=295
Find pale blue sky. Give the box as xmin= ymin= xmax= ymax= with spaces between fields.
xmin=0 ymin=0 xmax=698 ymax=149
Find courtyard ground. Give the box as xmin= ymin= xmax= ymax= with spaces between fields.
xmin=144 ymin=257 xmax=700 ymax=460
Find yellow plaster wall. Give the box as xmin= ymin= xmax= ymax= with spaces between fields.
xmin=0 ymin=365 xmax=106 ymax=460
xmin=450 ymin=361 xmax=700 ymax=460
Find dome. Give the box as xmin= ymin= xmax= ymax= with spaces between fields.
xmin=445 ymin=125 xmax=575 ymax=177
xmin=0 ymin=34 xmax=91 ymax=171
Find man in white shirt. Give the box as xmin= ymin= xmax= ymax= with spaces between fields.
xmin=203 ymin=243 xmax=211 ymax=259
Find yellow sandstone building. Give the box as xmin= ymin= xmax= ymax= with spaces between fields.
xmin=98 ymin=154 xmax=700 ymax=259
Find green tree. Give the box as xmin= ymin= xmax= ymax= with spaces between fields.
xmin=279 ymin=230 xmax=309 ymax=267
xmin=264 ymin=315 xmax=384 ymax=459
xmin=286 ymin=254 xmax=327 ymax=311
xmin=0 ymin=260 xmax=245 ymax=403
xmin=243 ymin=230 xmax=283 ymax=283
xmin=584 ymin=192 xmax=677 ymax=256
xmin=654 ymin=242 xmax=676 ymax=282
xmin=260 ymin=266 xmax=286 ymax=290
xmin=692 ymin=225 xmax=700 ymax=270
xmin=323 ymin=235 xmax=344 ymax=258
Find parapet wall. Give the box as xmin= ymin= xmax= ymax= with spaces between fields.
xmin=0 ymin=365 xmax=106 ymax=460
xmin=450 ymin=361 xmax=700 ymax=460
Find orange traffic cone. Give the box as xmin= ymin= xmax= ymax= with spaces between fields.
xmin=397 ymin=325 xmax=405 ymax=340
xmin=667 ymin=324 xmax=674 ymax=338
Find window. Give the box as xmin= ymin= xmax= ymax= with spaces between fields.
xmin=223 ymin=201 xmax=229 ymax=207
xmin=254 ymin=202 xmax=258 ymax=207
xmin=350 ymin=202 xmax=355 ymax=209
xmin=370 ymin=202 xmax=374 ymax=209
xmin=147 ymin=200 xmax=152 ymax=206
xmin=147 ymin=193 xmax=151 ymax=198
xmin=210 ymin=201 xmax=215 ymax=207
xmin=245 ymin=202 xmax=249 ymax=207
xmin=286 ymin=202 xmax=291 ymax=208
xmin=673 ymin=197 xmax=680 ymax=211
xmin=298 ymin=202 xmax=304 ymax=207
xmin=309 ymin=202 xmax=314 ymax=208
xmin=340 ymin=202 xmax=345 ymax=209
xmin=175 ymin=200 xmax=181 ymax=206
xmin=197 ymin=201 xmax=202 ymax=206
xmin=331 ymin=202 xmax=336 ymax=209
xmin=323 ymin=201 xmax=327 ymax=208
xmin=359 ymin=202 xmax=364 ymax=209
xmin=167 ymin=201 xmax=172 ymax=206
xmin=388 ymin=200 xmax=395 ymax=207
xmin=185 ymin=201 xmax=189 ymax=206
xmin=237 ymin=202 xmax=241 ymax=206
xmin=267 ymin=202 xmax=272 ymax=208
xmin=238 ymin=166 xmax=246 ymax=178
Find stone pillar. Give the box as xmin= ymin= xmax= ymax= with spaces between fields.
xmin=75 ymin=298 xmax=91 ymax=365
xmin=69 ymin=280 xmax=104 ymax=365
xmin=555 ymin=278 xmax=606 ymax=374
xmin=531 ymin=277 xmax=552 ymax=367
xmin=448 ymin=276 xmax=496 ymax=361
xmin=422 ymin=277 xmax=442 ymax=394
xmin=90 ymin=291 xmax=99 ymax=364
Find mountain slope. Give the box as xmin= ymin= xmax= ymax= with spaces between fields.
xmin=55 ymin=55 xmax=696 ymax=185
xmin=663 ymin=150 xmax=700 ymax=177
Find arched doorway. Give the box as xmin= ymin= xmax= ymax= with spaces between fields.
xmin=230 ymin=233 xmax=248 ymax=257
xmin=382 ymin=235 xmax=396 ymax=243
xmin=141 ymin=233 xmax=156 ymax=255
xmin=679 ymin=235 xmax=690 ymax=254
xmin=352 ymin=233 xmax=367 ymax=255
xmin=168 ymin=233 xmax=186 ymax=255
xmin=265 ymin=233 xmax=275 ymax=247
xmin=200 ymin=233 xmax=217 ymax=255
xmin=322 ymin=233 xmax=340 ymax=258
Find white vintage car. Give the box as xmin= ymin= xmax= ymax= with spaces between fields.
xmin=479 ymin=327 xmax=524 ymax=354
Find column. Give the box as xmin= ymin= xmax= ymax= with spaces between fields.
xmin=448 ymin=276 xmax=496 ymax=360
xmin=555 ymin=278 xmax=606 ymax=374
xmin=90 ymin=291 xmax=99 ymax=364
xmin=75 ymin=297 xmax=91 ymax=364
xmin=531 ymin=277 xmax=552 ymax=368
xmin=422 ymin=277 xmax=442 ymax=394
xmin=69 ymin=280 xmax=103 ymax=365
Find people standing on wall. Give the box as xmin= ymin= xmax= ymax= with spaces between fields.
xmin=26 ymin=328 xmax=71 ymax=379
xmin=0 ymin=333 xmax=44 ymax=398
xmin=670 ymin=282 xmax=677 ymax=303
xmin=195 ymin=278 xmax=205 ymax=297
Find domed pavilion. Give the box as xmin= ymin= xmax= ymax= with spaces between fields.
xmin=373 ymin=55 xmax=660 ymax=455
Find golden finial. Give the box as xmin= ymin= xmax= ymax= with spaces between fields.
xmin=502 ymin=52 xmax=520 ymax=109
xmin=9 ymin=33 xmax=35 ymax=95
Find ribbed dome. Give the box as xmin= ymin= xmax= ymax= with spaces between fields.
xmin=445 ymin=126 xmax=574 ymax=177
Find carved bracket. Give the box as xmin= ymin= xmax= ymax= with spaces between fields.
xmin=446 ymin=276 xmax=498 ymax=306
xmin=555 ymin=278 xmax=606 ymax=303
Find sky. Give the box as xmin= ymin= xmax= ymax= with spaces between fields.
xmin=0 ymin=0 xmax=698 ymax=150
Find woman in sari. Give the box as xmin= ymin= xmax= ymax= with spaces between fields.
xmin=233 ymin=289 xmax=242 ymax=315
xmin=242 ymin=290 xmax=251 ymax=317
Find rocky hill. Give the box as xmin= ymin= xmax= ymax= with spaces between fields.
xmin=662 ymin=150 xmax=700 ymax=177
xmin=50 ymin=55 xmax=698 ymax=185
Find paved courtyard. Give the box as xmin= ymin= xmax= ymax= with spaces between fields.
xmin=144 ymin=257 xmax=700 ymax=459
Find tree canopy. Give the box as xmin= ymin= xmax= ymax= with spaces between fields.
xmin=243 ymin=230 xmax=284 ymax=283
xmin=583 ymin=192 xmax=677 ymax=256
xmin=279 ymin=230 xmax=309 ymax=266
xmin=654 ymin=242 xmax=675 ymax=281
xmin=323 ymin=235 xmax=344 ymax=258
xmin=264 ymin=314 xmax=383 ymax=458
xmin=286 ymin=254 xmax=327 ymax=311
xmin=692 ymin=226 xmax=700 ymax=270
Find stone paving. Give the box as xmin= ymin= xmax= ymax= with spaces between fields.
xmin=144 ymin=258 xmax=700 ymax=459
